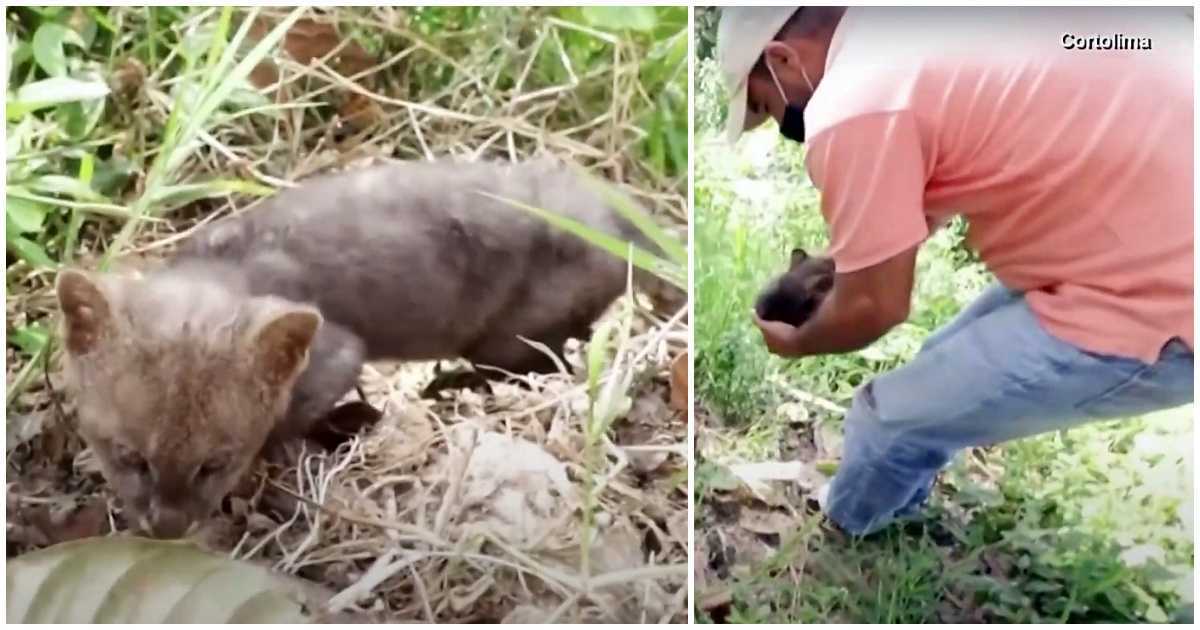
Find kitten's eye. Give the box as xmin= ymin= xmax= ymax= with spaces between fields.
xmin=196 ymin=457 xmax=228 ymax=480
xmin=113 ymin=443 xmax=148 ymax=474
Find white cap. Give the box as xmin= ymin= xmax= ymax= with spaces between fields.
xmin=716 ymin=7 xmax=799 ymax=144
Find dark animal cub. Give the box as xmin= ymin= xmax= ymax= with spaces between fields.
xmin=754 ymin=248 xmax=835 ymax=327
xmin=54 ymin=159 xmax=682 ymax=540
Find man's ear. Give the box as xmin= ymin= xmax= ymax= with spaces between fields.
xmin=763 ymin=41 xmax=803 ymax=74
xmin=789 ymin=248 xmax=809 ymax=268
xmin=245 ymin=301 xmax=322 ymax=388
xmin=55 ymin=269 xmax=116 ymax=356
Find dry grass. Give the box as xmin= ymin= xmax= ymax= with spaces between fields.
xmin=6 ymin=7 xmax=688 ymax=623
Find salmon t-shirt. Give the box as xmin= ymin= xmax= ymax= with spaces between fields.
xmin=803 ymin=6 xmax=1193 ymax=363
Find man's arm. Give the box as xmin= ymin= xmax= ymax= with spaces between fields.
xmin=754 ymin=244 xmax=918 ymax=357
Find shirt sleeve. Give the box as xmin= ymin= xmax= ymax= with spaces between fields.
xmin=804 ymin=109 xmax=930 ymax=273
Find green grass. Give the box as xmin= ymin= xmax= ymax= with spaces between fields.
xmin=6 ymin=6 xmax=300 ymax=406
xmin=693 ymin=55 xmax=1193 ymax=623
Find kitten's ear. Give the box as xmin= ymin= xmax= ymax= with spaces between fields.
xmin=55 ymin=269 xmax=116 ymax=356
xmin=789 ymin=248 xmax=809 ymax=268
xmin=247 ymin=303 xmax=322 ymax=388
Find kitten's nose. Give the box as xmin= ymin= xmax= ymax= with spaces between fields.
xmin=149 ymin=505 xmax=192 ymax=539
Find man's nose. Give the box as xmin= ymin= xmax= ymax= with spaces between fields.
xmin=149 ymin=503 xmax=192 ymax=539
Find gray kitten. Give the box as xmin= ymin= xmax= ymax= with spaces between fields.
xmin=55 ymin=159 xmax=683 ymax=538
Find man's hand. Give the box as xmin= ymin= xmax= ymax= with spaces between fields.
xmin=752 ymin=312 xmax=806 ymax=357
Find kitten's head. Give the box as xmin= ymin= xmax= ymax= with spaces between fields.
xmin=54 ymin=268 xmax=321 ymax=538
xmin=754 ymin=248 xmax=836 ymax=327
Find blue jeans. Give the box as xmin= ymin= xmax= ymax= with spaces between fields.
xmin=825 ymin=283 xmax=1195 ymax=536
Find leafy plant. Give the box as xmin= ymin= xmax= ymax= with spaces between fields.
xmin=6 ymin=536 xmax=348 ymax=623
xmin=5 ymin=7 xmax=299 ymax=408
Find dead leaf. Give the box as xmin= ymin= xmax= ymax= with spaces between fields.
xmin=502 ymin=605 xmax=558 ymax=623
xmin=22 ymin=497 xmax=111 ymax=546
xmin=706 ymin=523 xmax=776 ymax=579
xmin=669 ymin=351 xmax=687 ymax=412
xmin=337 ymin=92 xmax=386 ymax=133
xmin=666 ymin=510 xmax=688 ymax=548
xmin=365 ymin=405 xmax=435 ymax=471
xmin=628 ymin=450 xmax=670 ymax=474
xmin=776 ymin=401 xmax=811 ymax=425
xmin=247 ymin=61 xmax=281 ymax=91
xmin=245 ymin=512 xmax=279 ymax=534
xmin=736 ymin=507 xmax=799 ymax=536
xmin=6 ymin=412 xmax=46 ymax=452
xmin=110 ymin=57 xmax=147 ymax=100
xmin=615 ymin=395 xmax=674 ymax=474
xmin=627 ymin=390 xmax=672 ymax=429
xmin=589 ymin=517 xmax=645 ymax=573
xmin=250 ymin=16 xmax=377 ymax=83
xmin=290 ymin=19 xmax=375 ymax=78
xmin=814 ymin=420 xmax=844 ymax=460
xmin=727 ymin=460 xmax=830 ymax=506
xmin=697 ymin=586 xmax=733 ymax=611
xmin=449 ymin=426 xmax=577 ymax=545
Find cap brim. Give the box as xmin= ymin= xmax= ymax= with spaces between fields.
xmin=725 ymin=79 xmax=749 ymax=145
xmin=725 ymin=81 xmax=774 ymax=145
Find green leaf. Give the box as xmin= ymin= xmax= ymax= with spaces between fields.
xmin=177 ymin=22 xmax=218 ymax=66
xmin=61 ymin=201 xmax=87 ymax=265
xmin=27 ymin=7 xmax=67 ymax=20
xmin=6 ymin=537 xmax=341 ymax=623
xmin=86 ymin=7 xmax=118 ymax=34
xmin=699 ymin=462 xmax=741 ymax=492
xmin=31 ymin=23 xmax=85 ymax=78
xmin=148 ymin=7 xmax=304 ymax=189
xmin=587 ymin=319 xmax=615 ymax=403
xmin=577 ymin=168 xmax=687 ymax=268
xmin=6 ymin=187 xmax=131 ymax=219
xmin=1125 ymin=582 xmax=1169 ymax=623
xmin=90 ymin=156 xmax=136 ymax=197
xmin=815 ymin=460 xmax=839 ymax=476
xmin=75 ymin=10 xmax=99 ymax=49
xmin=7 ymin=234 xmax=57 ymax=269
xmin=6 ymin=114 xmax=34 ymax=156
xmin=581 ymin=6 xmax=657 ymax=32
xmin=8 ymin=38 xmax=32 ymax=88
xmin=78 ymin=152 xmax=95 ymax=185
xmin=25 ymin=175 xmax=108 ymax=203
xmin=6 ymin=196 xmax=50 ymax=233
xmin=206 ymin=8 xmax=233 ymax=70
xmin=9 ymin=323 xmax=49 ymax=356
xmin=146 ymin=179 xmax=275 ymax=214
xmin=57 ymin=86 xmax=106 ymax=139
xmin=479 ymin=190 xmax=676 ymax=285
xmin=7 ymin=77 xmax=111 ymax=119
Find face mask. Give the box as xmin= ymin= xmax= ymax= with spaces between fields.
xmin=765 ymin=56 xmax=815 ymax=143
